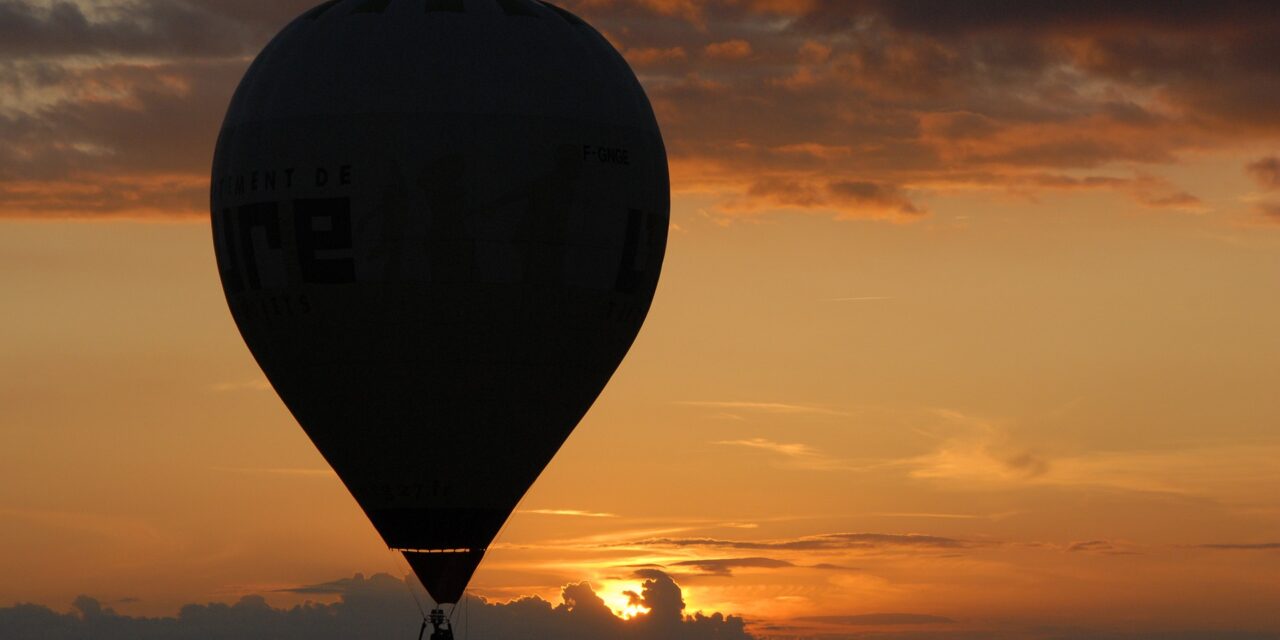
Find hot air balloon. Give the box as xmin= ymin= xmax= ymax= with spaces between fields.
xmin=210 ymin=1 xmax=667 ymax=637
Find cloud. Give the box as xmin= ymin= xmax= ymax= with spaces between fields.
xmin=894 ymin=409 xmax=1280 ymax=497
xmin=721 ymin=176 xmax=925 ymax=220
xmin=669 ymin=557 xmax=794 ymax=576
xmin=1246 ymin=156 xmax=1280 ymax=190
xmin=624 ymin=45 xmax=688 ymax=67
xmin=1066 ymin=540 xmax=1113 ymax=553
xmin=705 ymin=39 xmax=752 ymax=60
xmin=1195 ymin=543 xmax=1280 ymax=551
xmin=0 ymin=0 xmax=1269 ymax=220
xmin=1064 ymin=540 xmax=1139 ymax=555
xmin=611 ymin=531 xmax=979 ymax=552
xmin=795 ymin=613 xmax=954 ymax=625
xmin=574 ymin=0 xmax=1280 ymax=220
xmin=716 ymin=438 xmax=818 ymax=458
xmin=0 ymin=0 xmax=255 ymax=59
xmin=0 ymin=59 xmax=242 ymax=218
xmin=678 ymin=401 xmax=848 ymax=416
xmin=1256 ymin=202 xmax=1280 ymax=222
xmin=4 ymin=0 xmax=1275 ymax=219
xmin=906 ymin=442 xmax=1052 ymax=483
xmin=0 ymin=572 xmax=753 ymax=640
xmin=715 ymin=437 xmax=850 ymax=471
xmin=519 ymin=509 xmax=619 ymax=518
xmin=0 ymin=507 xmax=166 ymax=545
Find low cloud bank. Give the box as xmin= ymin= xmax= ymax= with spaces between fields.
xmin=0 ymin=571 xmax=752 ymax=640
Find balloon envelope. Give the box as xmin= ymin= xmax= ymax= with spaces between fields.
xmin=211 ymin=0 xmax=667 ymax=604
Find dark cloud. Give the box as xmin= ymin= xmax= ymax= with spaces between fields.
xmin=809 ymin=563 xmax=859 ymax=571
xmin=5 ymin=0 xmax=1280 ymax=218
xmin=566 ymin=0 xmax=1265 ymax=220
xmin=795 ymin=613 xmax=955 ymax=625
xmin=1003 ymin=452 xmax=1050 ymax=479
xmin=1066 ymin=540 xmax=1112 ymax=553
xmin=0 ymin=572 xmax=753 ymax=640
xmin=670 ymin=557 xmax=794 ymax=576
xmin=1063 ymin=540 xmax=1139 ymax=555
xmin=727 ymin=176 xmax=925 ymax=219
xmin=0 ymin=0 xmax=257 ymax=58
xmin=795 ymin=1 xmax=1279 ymax=37
xmin=0 ymin=59 xmax=240 ymax=216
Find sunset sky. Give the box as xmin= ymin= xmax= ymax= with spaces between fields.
xmin=3 ymin=1 xmax=1280 ymax=638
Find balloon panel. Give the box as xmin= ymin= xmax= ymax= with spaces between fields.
xmin=211 ymin=0 xmax=667 ymax=602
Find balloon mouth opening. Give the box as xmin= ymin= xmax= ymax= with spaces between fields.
xmin=403 ymin=548 xmax=487 ymax=605
xmin=393 ymin=547 xmax=475 ymax=554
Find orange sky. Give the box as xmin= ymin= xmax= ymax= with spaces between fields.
xmin=3 ymin=1 xmax=1280 ymax=638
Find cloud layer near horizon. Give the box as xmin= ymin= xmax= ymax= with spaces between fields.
xmin=0 ymin=571 xmax=753 ymax=640
xmin=1 ymin=0 xmax=1278 ymax=219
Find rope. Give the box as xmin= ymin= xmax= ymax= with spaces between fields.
xmin=386 ymin=547 xmax=429 ymax=632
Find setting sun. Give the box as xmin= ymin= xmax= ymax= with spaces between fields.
xmin=597 ymin=581 xmax=653 ymax=620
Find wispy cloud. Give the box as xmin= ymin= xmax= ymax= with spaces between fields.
xmin=794 ymin=613 xmax=955 ymax=626
xmin=606 ymin=532 xmax=984 ymax=552
xmin=716 ymin=438 xmax=850 ymax=471
xmin=1195 ymin=543 xmax=1280 ymax=551
xmin=860 ymin=511 xmax=1016 ymax=520
xmin=519 ymin=509 xmax=619 ymax=518
xmin=898 ymin=409 xmax=1280 ymax=497
xmin=717 ymin=438 xmax=818 ymax=458
xmin=679 ymin=401 xmax=848 ymax=417
xmin=670 ymin=557 xmax=794 ymax=576
xmin=0 ymin=507 xmax=167 ymax=545
xmin=210 ymin=467 xmax=335 ymax=477
xmin=1065 ymin=540 xmax=1140 ymax=556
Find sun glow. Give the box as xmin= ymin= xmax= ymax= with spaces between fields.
xmin=598 ymin=581 xmax=651 ymax=620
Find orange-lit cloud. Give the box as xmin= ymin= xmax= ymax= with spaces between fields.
xmin=705 ymin=39 xmax=752 ymax=60
xmin=1247 ymin=157 xmax=1280 ymax=190
xmin=3 ymin=0 xmax=1280 ymax=220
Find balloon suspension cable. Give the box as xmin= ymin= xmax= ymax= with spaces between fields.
xmin=402 ymin=574 xmax=427 ymax=619
xmin=387 ymin=548 xmax=433 ymax=639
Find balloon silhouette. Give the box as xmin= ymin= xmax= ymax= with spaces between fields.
xmin=210 ymin=0 xmax=667 ymax=632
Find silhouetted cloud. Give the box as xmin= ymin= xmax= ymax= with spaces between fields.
xmin=0 ymin=572 xmax=753 ymax=640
